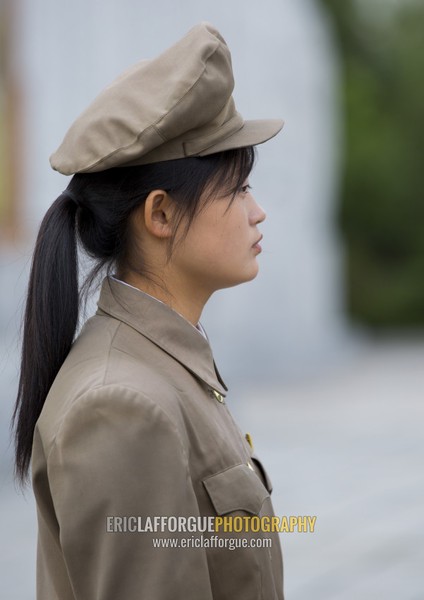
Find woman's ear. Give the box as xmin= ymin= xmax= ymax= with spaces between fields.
xmin=143 ymin=190 xmax=174 ymax=239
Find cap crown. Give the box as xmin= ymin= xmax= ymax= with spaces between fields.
xmin=50 ymin=23 xmax=283 ymax=175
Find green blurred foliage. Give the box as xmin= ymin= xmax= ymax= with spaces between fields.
xmin=322 ymin=0 xmax=424 ymax=327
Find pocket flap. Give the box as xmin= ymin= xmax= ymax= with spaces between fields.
xmin=203 ymin=464 xmax=270 ymax=516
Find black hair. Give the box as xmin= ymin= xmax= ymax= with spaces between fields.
xmin=12 ymin=146 xmax=256 ymax=483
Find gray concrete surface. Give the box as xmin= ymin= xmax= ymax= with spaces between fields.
xmin=1 ymin=336 xmax=423 ymax=599
xmin=235 ymin=337 xmax=424 ymax=599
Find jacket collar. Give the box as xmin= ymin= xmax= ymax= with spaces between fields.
xmin=96 ymin=276 xmax=227 ymax=395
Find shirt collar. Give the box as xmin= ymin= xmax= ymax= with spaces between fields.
xmin=110 ymin=275 xmax=208 ymax=339
xmin=96 ymin=276 xmax=228 ymax=395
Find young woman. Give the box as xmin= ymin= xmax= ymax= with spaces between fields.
xmin=13 ymin=23 xmax=284 ymax=600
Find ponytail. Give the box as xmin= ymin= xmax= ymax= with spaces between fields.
xmin=13 ymin=191 xmax=79 ymax=483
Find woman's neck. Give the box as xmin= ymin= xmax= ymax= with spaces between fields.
xmin=118 ymin=271 xmax=211 ymax=326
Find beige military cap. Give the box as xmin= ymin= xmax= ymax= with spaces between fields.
xmin=50 ymin=22 xmax=284 ymax=175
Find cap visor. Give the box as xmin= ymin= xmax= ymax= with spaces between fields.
xmin=199 ymin=119 xmax=284 ymax=156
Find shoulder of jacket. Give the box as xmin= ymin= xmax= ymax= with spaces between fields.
xmin=44 ymin=383 xmax=188 ymax=462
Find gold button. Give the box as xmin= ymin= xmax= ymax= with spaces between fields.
xmin=245 ymin=433 xmax=254 ymax=450
xmin=211 ymin=389 xmax=225 ymax=404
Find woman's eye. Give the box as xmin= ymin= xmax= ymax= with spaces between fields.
xmin=240 ymin=184 xmax=252 ymax=194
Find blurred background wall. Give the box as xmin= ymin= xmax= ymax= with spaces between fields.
xmin=1 ymin=0 xmax=423 ymax=598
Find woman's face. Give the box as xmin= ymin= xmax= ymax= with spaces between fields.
xmin=172 ymin=181 xmax=266 ymax=294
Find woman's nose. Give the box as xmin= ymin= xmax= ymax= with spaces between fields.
xmin=250 ymin=197 xmax=266 ymax=225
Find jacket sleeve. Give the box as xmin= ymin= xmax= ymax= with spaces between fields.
xmin=47 ymin=385 xmax=214 ymax=600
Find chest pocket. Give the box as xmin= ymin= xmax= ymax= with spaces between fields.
xmin=203 ymin=464 xmax=270 ymax=516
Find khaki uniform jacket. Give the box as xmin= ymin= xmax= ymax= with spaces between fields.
xmin=32 ymin=276 xmax=284 ymax=600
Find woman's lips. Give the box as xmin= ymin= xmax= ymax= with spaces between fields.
xmin=252 ymin=234 xmax=263 ymax=253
